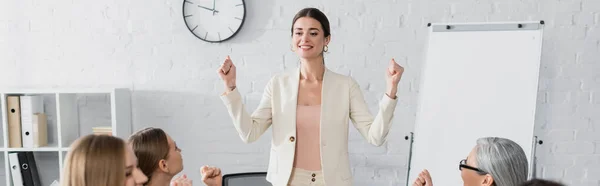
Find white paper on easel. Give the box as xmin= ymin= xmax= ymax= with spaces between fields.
xmin=408 ymin=22 xmax=543 ymax=186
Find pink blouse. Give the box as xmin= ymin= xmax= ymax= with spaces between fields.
xmin=292 ymin=104 xmax=322 ymax=171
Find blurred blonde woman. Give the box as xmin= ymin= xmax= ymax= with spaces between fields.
xmin=61 ymin=134 xmax=148 ymax=186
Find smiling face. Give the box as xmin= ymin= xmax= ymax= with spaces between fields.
xmin=292 ymin=17 xmax=330 ymax=60
xmin=290 ymin=8 xmax=331 ymax=62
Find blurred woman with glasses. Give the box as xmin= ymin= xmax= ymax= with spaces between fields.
xmin=412 ymin=137 xmax=529 ymax=186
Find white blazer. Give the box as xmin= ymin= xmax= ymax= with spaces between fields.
xmin=220 ymin=67 xmax=398 ymax=186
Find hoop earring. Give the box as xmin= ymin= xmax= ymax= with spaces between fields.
xmin=324 ymin=45 xmax=329 ymax=52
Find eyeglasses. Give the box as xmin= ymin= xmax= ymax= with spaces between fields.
xmin=459 ymin=159 xmax=488 ymax=175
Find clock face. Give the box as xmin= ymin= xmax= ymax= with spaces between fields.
xmin=182 ymin=0 xmax=246 ymax=43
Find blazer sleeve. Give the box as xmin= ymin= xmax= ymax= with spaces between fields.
xmin=349 ymin=78 xmax=398 ymax=146
xmin=220 ymin=77 xmax=274 ymax=143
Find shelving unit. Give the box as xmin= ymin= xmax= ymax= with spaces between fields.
xmin=0 ymin=88 xmax=132 ymax=186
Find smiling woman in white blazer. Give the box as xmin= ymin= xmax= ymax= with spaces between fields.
xmin=216 ymin=8 xmax=404 ymax=186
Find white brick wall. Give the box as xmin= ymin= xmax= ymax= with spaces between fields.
xmin=2 ymin=0 xmax=599 ymax=185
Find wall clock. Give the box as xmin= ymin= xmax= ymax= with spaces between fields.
xmin=182 ymin=0 xmax=246 ymax=43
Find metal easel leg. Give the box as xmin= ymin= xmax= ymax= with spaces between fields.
xmin=405 ymin=132 xmax=415 ymax=186
xmin=530 ymin=136 xmax=542 ymax=179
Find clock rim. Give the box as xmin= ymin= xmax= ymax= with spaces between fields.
xmin=182 ymin=0 xmax=246 ymax=43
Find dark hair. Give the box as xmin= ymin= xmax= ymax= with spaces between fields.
xmin=127 ymin=127 xmax=170 ymax=182
xmin=519 ymin=179 xmax=565 ymax=186
xmin=290 ymin=7 xmax=331 ymax=38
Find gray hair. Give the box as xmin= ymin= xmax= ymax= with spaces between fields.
xmin=475 ymin=137 xmax=529 ymax=186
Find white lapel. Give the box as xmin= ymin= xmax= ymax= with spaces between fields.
xmin=288 ymin=68 xmax=301 ymax=136
xmin=321 ymin=68 xmax=336 ymax=136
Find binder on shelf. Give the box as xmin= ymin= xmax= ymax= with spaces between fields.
xmin=8 ymin=153 xmax=24 ymax=186
xmin=20 ymin=96 xmax=44 ymax=148
xmin=7 ymin=96 xmax=23 ymax=148
xmin=17 ymin=152 xmax=34 ymax=186
xmin=13 ymin=152 xmax=41 ymax=186
xmin=32 ymin=113 xmax=48 ymax=148
xmin=25 ymin=152 xmax=42 ymax=186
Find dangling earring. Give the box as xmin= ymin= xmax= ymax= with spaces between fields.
xmin=291 ymin=45 xmax=296 ymax=52
xmin=324 ymin=45 xmax=329 ymax=52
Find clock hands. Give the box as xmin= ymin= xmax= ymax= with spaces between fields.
xmin=197 ymin=5 xmax=219 ymax=13
xmin=212 ymin=0 xmax=216 ymax=15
